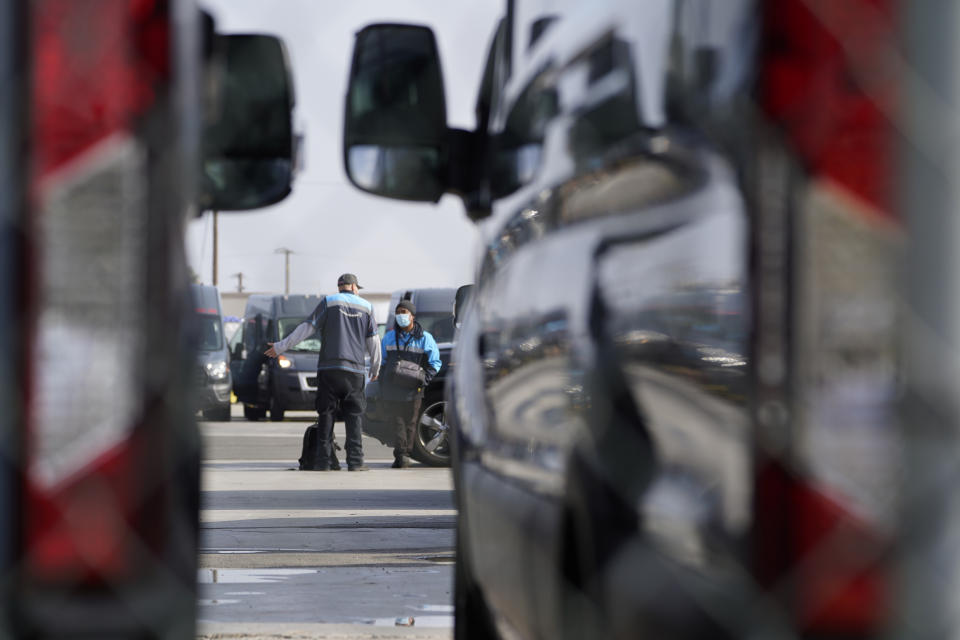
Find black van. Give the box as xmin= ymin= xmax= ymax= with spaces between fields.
xmin=191 ymin=284 xmax=232 ymax=421
xmin=231 ymin=294 xmax=323 ymax=421
xmin=363 ymin=288 xmax=457 ymax=466
xmin=340 ymin=3 xmax=932 ymax=639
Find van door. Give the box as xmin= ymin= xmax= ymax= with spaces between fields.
xmin=234 ymin=313 xmax=269 ymax=407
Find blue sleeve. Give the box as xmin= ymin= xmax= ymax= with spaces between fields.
xmin=425 ymin=333 xmax=442 ymax=373
xmin=381 ymin=330 xmax=391 ymax=363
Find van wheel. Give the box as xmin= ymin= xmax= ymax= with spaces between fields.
xmin=243 ymin=404 xmax=266 ymax=421
xmin=412 ymin=398 xmax=451 ymax=467
xmin=269 ymin=396 xmax=285 ymax=422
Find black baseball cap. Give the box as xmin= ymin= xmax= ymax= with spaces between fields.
xmin=337 ymin=273 xmax=363 ymax=289
xmin=396 ymin=300 xmax=416 ymax=315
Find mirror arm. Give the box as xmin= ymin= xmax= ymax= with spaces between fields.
xmin=446 ymin=127 xmax=492 ymax=220
xmin=445 ymin=128 xmax=480 ymax=195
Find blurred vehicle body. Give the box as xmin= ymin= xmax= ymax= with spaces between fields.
xmin=0 ymin=3 xmax=295 ymax=636
xmin=364 ymin=287 xmax=457 ymax=466
xmin=232 ymin=293 xmax=324 ymax=421
xmin=342 ymin=0 xmax=928 ymax=638
xmin=191 ymin=284 xmax=232 ymax=421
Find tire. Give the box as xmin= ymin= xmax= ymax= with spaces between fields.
xmin=412 ymin=397 xmax=451 ymax=467
xmin=269 ymin=395 xmax=285 ymax=422
xmin=243 ymin=404 xmax=266 ymax=421
xmin=204 ymin=405 xmax=231 ymax=422
xmin=455 ymin=519 xmax=500 ymax=640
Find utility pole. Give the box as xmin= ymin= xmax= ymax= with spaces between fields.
xmin=212 ymin=210 xmax=219 ymax=286
xmin=274 ymin=247 xmax=294 ymax=294
xmin=231 ymin=272 xmax=245 ymax=293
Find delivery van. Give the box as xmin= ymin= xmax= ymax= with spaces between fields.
xmin=191 ymin=284 xmax=232 ymax=421
xmin=232 ymin=294 xmax=324 ymax=421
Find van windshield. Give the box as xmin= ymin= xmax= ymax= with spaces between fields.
xmin=197 ymin=314 xmax=223 ymax=351
xmin=416 ymin=312 xmax=455 ymax=343
xmin=279 ymin=318 xmax=322 ymax=352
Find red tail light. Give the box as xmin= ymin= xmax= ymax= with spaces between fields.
xmin=754 ymin=1 xmax=900 ymax=634
xmin=755 ymin=460 xmax=890 ymax=636
xmin=24 ymin=0 xmax=171 ymax=585
xmin=791 ymin=479 xmax=887 ymax=632
xmin=760 ymin=0 xmax=896 ymax=219
xmin=24 ymin=436 xmax=146 ymax=583
xmin=32 ymin=0 xmax=169 ymax=177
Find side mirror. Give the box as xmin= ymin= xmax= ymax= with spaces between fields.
xmin=454 ymin=284 xmax=474 ymax=328
xmin=201 ymin=34 xmax=296 ymax=211
xmin=343 ymin=24 xmax=448 ymax=202
xmin=231 ymin=342 xmax=244 ymax=361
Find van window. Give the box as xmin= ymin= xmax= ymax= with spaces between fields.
xmin=197 ymin=314 xmax=224 ymax=351
xmin=476 ymin=18 xmax=506 ymax=134
xmin=417 ymin=311 xmax=456 ymax=343
xmin=491 ymin=70 xmax=558 ymax=197
xmin=227 ymin=322 xmax=243 ymax=353
xmin=279 ymin=317 xmax=321 ymax=352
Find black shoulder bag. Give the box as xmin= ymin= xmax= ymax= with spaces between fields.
xmin=387 ymin=333 xmax=424 ymax=389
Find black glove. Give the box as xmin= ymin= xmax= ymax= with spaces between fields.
xmin=422 ymin=366 xmax=438 ymax=387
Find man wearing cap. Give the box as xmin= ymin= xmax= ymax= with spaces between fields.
xmin=265 ymin=273 xmax=381 ymax=471
xmin=380 ymin=298 xmax=442 ymax=468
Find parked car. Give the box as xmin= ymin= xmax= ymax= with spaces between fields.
xmin=232 ymin=294 xmax=324 ymax=421
xmin=342 ymin=1 xmax=918 ymax=639
xmin=191 ymin=284 xmax=233 ymax=421
xmin=364 ymin=288 xmax=457 ymax=466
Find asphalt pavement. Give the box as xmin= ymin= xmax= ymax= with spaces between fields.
xmin=196 ymin=405 xmax=456 ymax=639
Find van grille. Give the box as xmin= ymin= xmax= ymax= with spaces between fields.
xmin=195 ymin=365 xmax=208 ymax=388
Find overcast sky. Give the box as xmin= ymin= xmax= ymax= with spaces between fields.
xmin=187 ymin=1 xmax=503 ymax=295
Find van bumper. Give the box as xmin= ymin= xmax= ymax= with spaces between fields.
xmin=273 ymin=370 xmax=318 ymax=411
xmin=197 ymin=380 xmax=232 ymax=412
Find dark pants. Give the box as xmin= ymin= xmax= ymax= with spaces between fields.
xmin=315 ymin=369 xmax=366 ymax=469
xmin=384 ymin=394 xmax=422 ymax=460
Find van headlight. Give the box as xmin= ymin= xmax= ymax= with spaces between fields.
xmin=277 ymin=355 xmax=293 ymax=369
xmin=206 ymin=360 xmax=229 ymax=380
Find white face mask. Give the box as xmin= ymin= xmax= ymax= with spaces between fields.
xmin=396 ymin=312 xmax=412 ymax=328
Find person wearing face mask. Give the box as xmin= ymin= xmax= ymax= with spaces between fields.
xmin=380 ymin=299 xmax=442 ymax=468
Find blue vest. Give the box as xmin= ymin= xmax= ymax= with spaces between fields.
xmin=307 ymin=293 xmax=376 ymax=374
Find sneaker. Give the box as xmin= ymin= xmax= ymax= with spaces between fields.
xmin=397 ymin=456 xmax=411 ymax=469
xmin=331 ymin=457 xmax=341 ymax=471
xmin=348 ymin=464 xmax=370 ymax=472
xmin=391 ymin=458 xmax=403 ymax=469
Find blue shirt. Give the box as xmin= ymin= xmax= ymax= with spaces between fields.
xmin=381 ymin=328 xmax=442 ymax=376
